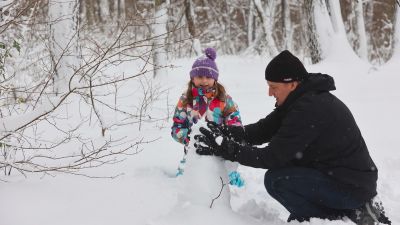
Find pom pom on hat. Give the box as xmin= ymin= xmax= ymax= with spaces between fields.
xmin=205 ymin=47 xmax=217 ymax=61
xmin=190 ymin=48 xmax=219 ymax=80
xmin=265 ymin=50 xmax=308 ymax=83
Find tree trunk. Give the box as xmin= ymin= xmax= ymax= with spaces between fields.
xmin=253 ymin=0 xmax=278 ymax=56
xmin=153 ymin=0 xmax=168 ymax=78
xmin=282 ymin=0 xmax=291 ymax=50
xmin=108 ymin=0 xmax=115 ymax=18
xmin=364 ymin=0 xmax=397 ymax=64
xmin=392 ymin=3 xmax=400 ymax=59
xmin=247 ymin=0 xmax=254 ymax=47
xmin=325 ymin=0 xmax=339 ymax=32
xmin=340 ymin=0 xmax=368 ymax=60
xmin=305 ymin=0 xmax=322 ymax=64
xmin=49 ymin=0 xmax=80 ymax=94
xmin=84 ymin=0 xmax=94 ymax=26
xmin=117 ymin=0 xmax=122 ymax=20
xmin=125 ymin=0 xmax=136 ymax=20
xmin=355 ymin=0 xmax=368 ymax=60
xmin=184 ymin=0 xmax=201 ymax=56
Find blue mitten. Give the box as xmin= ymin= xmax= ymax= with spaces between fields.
xmin=228 ymin=171 xmax=245 ymax=187
xmin=176 ymin=148 xmax=188 ymax=177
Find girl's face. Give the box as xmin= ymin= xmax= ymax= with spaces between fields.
xmin=192 ymin=76 xmax=215 ymax=88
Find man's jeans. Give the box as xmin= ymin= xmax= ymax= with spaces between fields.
xmin=264 ymin=167 xmax=365 ymax=222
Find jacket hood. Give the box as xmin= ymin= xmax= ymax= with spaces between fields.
xmin=301 ymin=73 xmax=336 ymax=92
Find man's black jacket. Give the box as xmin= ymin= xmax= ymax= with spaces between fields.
xmin=237 ymin=73 xmax=377 ymax=202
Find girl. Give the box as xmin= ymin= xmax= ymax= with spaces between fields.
xmin=171 ymin=48 xmax=243 ymax=181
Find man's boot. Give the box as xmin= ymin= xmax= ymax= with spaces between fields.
xmin=348 ymin=200 xmax=391 ymax=225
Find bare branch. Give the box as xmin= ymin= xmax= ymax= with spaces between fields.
xmin=210 ymin=176 xmax=227 ymax=208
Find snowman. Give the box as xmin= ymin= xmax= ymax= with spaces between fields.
xmin=147 ymin=120 xmax=269 ymax=225
xmin=177 ymin=119 xmax=234 ymax=209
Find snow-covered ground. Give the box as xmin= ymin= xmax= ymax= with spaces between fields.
xmin=1 ymin=52 xmax=399 ymax=225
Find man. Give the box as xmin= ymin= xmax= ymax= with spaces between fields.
xmin=194 ymin=50 xmax=391 ymax=224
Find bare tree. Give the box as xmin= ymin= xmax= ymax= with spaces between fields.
xmin=364 ymin=0 xmax=397 ymax=64
xmin=304 ymin=0 xmax=322 ymax=64
xmin=184 ymin=0 xmax=201 ymax=55
xmin=281 ymin=0 xmax=291 ymax=50
xmin=152 ymin=0 xmax=168 ymax=78
xmin=49 ymin=0 xmax=80 ymax=95
xmin=247 ymin=0 xmax=254 ymax=47
xmin=355 ymin=0 xmax=368 ymax=60
xmin=252 ymin=0 xmax=279 ymax=56
xmin=340 ymin=0 xmax=368 ymax=60
xmin=392 ymin=1 xmax=400 ymax=59
xmin=0 ymin=1 xmax=170 ymax=180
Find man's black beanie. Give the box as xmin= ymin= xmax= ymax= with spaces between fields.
xmin=265 ymin=50 xmax=308 ymax=83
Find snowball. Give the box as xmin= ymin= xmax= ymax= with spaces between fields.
xmin=215 ymin=136 xmax=223 ymax=146
xmin=295 ymin=152 xmax=303 ymax=159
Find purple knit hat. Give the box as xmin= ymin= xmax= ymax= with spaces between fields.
xmin=190 ymin=48 xmax=219 ymax=80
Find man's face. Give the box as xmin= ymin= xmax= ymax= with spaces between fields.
xmin=267 ymin=81 xmax=299 ymax=106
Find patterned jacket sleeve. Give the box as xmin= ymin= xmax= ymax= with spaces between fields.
xmin=171 ymin=95 xmax=190 ymax=145
xmin=223 ymin=95 xmax=242 ymax=126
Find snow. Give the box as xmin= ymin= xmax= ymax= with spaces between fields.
xmin=0 ymin=0 xmax=13 ymax=8
xmin=215 ymin=136 xmax=223 ymax=146
xmin=1 ymin=52 xmax=400 ymax=225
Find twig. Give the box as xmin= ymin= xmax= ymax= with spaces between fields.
xmin=209 ymin=176 xmax=227 ymax=208
xmin=89 ymin=76 xmax=106 ymax=136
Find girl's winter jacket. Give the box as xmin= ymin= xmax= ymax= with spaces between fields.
xmin=171 ymin=87 xmax=242 ymax=145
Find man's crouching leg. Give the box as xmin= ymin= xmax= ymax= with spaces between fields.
xmin=264 ymin=167 xmax=364 ymax=222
